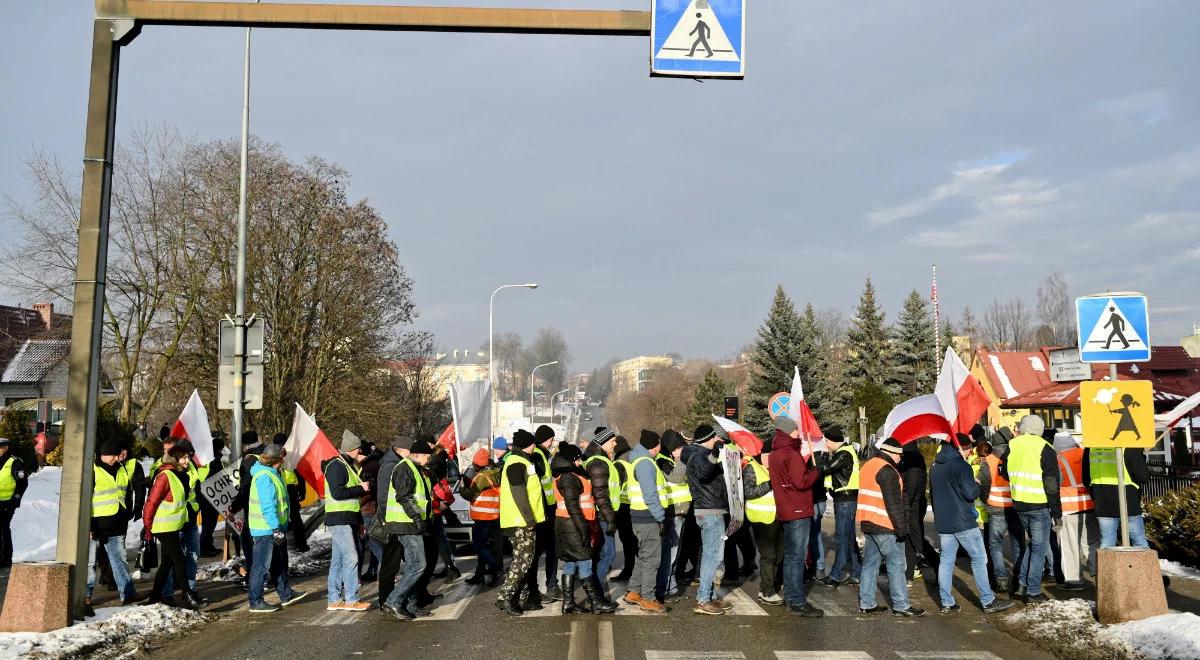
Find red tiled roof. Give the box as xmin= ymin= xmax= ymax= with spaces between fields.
xmin=974 ymin=348 xmax=1054 ymax=400
xmin=1002 ymin=375 xmax=1195 ymax=409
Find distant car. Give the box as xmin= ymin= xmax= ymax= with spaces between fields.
xmin=584 ymin=413 xmax=593 ymax=421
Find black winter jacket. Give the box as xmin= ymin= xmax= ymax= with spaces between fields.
xmin=822 ymin=445 xmax=859 ymax=502
xmin=1082 ymin=448 xmax=1149 ymax=518
xmin=91 ymin=460 xmax=128 ymax=538
xmin=552 ymin=455 xmax=595 ymax=561
xmin=860 ymin=453 xmax=908 ymax=537
xmin=682 ymin=442 xmax=727 ymax=513
xmin=231 ymin=445 xmax=265 ymax=515
xmin=322 ymin=454 xmax=367 ymax=527
xmin=742 ymin=461 xmax=771 ymax=501
xmin=377 ymin=451 xmax=428 ymax=536
xmin=583 ymin=443 xmax=617 ymax=524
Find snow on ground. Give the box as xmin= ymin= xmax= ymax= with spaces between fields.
xmin=1001 ymin=598 xmax=1200 ymax=660
xmin=12 ymin=467 xmax=64 ymax=562
xmin=0 ymin=604 xmax=213 ymax=659
xmin=1160 ymin=559 xmax=1200 ymax=581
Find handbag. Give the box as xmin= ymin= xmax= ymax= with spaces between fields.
xmin=366 ymin=514 xmax=390 ymax=544
xmin=136 ymin=538 xmax=159 ymax=572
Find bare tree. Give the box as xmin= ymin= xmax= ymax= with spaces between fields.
xmin=484 ymin=332 xmax=525 ymax=400
xmin=980 ymin=298 xmax=1035 ymax=350
xmin=959 ymin=305 xmax=980 ymax=355
xmin=1036 ymin=272 xmax=1075 ymax=347
xmin=606 ymin=366 xmax=698 ymax=435
xmin=525 ymin=327 xmax=571 ymax=401
xmin=813 ymin=306 xmax=850 ymax=351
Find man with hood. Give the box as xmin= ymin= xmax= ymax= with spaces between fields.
xmin=683 ymin=424 xmax=731 ymax=615
xmin=623 ymin=430 xmax=669 ymax=613
xmin=1000 ymin=415 xmax=1061 ymax=603
xmin=552 ymin=442 xmax=616 ymax=614
xmin=583 ymin=427 xmax=620 ymax=605
xmin=930 ymin=434 xmax=1014 ymax=614
xmin=322 ymin=430 xmax=372 ymax=611
xmin=768 ymin=416 xmax=824 ymax=618
xmin=532 ymin=425 xmax=561 ymax=602
xmin=655 ymin=429 xmax=690 ymax=603
xmin=856 ymin=437 xmax=925 ymax=617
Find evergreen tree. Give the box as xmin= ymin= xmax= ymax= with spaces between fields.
xmin=746 ymin=285 xmax=804 ymax=437
xmin=823 ymin=349 xmax=856 ymax=431
xmin=845 ymin=277 xmax=892 ymax=396
xmin=854 ymin=380 xmax=895 ymax=439
xmin=940 ymin=319 xmax=956 ymax=365
xmin=686 ymin=368 xmax=729 ymax=430
xmin=889 ymin=289 xmax=936 ymax=399
xmin=797 ymin=303 xmax=830 ymax=423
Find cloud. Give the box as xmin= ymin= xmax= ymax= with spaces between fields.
xmin=866 ymin=163 xmax=1011 ymax=226
xmin=1133 ymin=211 xmax=1200 ymax=229
xmin=1096 ymin=89 xmax=1170 ymax=126
xmin=1108 ymin=147 xmax=1200 ymax=190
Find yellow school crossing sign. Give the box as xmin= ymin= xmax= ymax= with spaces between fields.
xmin=1079 ymin=380 xmax=1156 ymax=448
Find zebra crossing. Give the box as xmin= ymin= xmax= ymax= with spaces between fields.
xmin=642 ymin=652 xmax=1004 ymax=660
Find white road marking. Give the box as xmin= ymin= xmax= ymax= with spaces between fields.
xmin=598 ymin=621 xmax=615 ymax=660
xmin=895 ymin=653 xmax=1003 ymax=660
xmin=775 ymin=653 xmax=873 ymax=659
xmin=718 ymin=588 xmax=769 ymax=616
xmin=804 ymin=589 xmax=855 ymax=617
xmin=646 ymin=653 xmax=746 ymax=660
xmin=426 ymin=582 xmax=481 ymax=621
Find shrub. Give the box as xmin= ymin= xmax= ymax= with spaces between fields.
xmin=0 ymin=411 xmax=41 ymax=474
xmin=1144 ymin=482 xmax=1200 ymax=569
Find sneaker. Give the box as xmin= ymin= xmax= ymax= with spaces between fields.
xmin=983 ymin=599 xmax=1016 ymax=614
xmin=280 ymin=591 xmax=308 ymax=607
xmin=693 ymin=601 xmax=725 ymax=615
xmin=381 ymin=603 xmax=414 ymax=621
xmin=711 ymin=598 xmax=734 ymax=611
xmin=788 ymin=603 xmax=825 ymax=618
xmin=858 ymin=605 xmax=889 ymax=614
xmin=249 ymin=603 xmax=280 ymax=613
xmin=892 ymin=607 xmax=927 ymax=617
xmin=327 ymin=601 xmax=345 ymax=611
xmin=758 ymin=592 xmax=784 ymax=606
xmin=639 ymin=599 xmax=669 ymax=614
xmin=406 ymin=602 xmax=433 ymax=618
xmin=1025 ymin=594 xmax=1049 ymax=604
xmin=340 ymin=601 xmax=373 ymax=612
xmin=817 ymin=576 xmax=840 ymax=588
xmin=939 ymin=603 xmax=960 ymax=614
xmin=664 ymin=587 xmax=685 ymax=603
xmin=1058 ymin=581 xmax=1086 ymax=592
xmin=622 ymin=591 xmax=643 ymax=605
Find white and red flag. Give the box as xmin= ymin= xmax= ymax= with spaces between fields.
xmin=171 ymin=390 xmax=214 ymax=466
xmin=882 ymin=394 xmax=954 ymax=445
xmin=934 ymin=347 xmax=990 ymax=436
xmin=435 ymin=422 xmax=457 ymax=458
xmin=284 ymin=403 xmax=340 ymax=498
xmin=788 ymin=366 xmax=825 ymax=451
xmin=711 ymin=414 xmax=764 ymax=456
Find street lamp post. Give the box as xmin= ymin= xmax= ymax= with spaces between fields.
xmin=529 ymin=360 xmax=559 ymax=419
xmin=551 ymin=388 xmax=570 ymax=425
xmin=489 ymin=283 xmax=538 ymax=437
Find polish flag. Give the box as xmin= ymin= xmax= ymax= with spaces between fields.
xmin=711 ymin=414 xmax=764 ymax=456
xmin=436 ymin=422 xmax=457 ymax=458
xmin=934 ymin=347 xmax=991 ymax=436
xmin=283 ymin=403 xmax=340 ymax=499
xmin=788 ymin=366 xmax=825 ymax=451
xmin=171 ymin=390 xmax=214 ymax=466
xmin=882 ymin=394 xmax=954 ymax=444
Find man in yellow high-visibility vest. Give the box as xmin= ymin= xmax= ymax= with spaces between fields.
xmin=88 ymin=439 xmax=137 ymax=606
xmin=818 ymin=426 xmax=861 ymax=588
xmin=322 ymin=430 xmax=372 ymax=612
xmin=0 ymin=437 xmax=29 ymax=569
xmin=999 ymin=415 xmax=1061 ymax=603
xmin=495 ymin=429 xmax=545 ymax=616
xmin=531 ymin=425 xmax=561 ymax=603
xmin=743 ymin=436 xmax=781 ymax=605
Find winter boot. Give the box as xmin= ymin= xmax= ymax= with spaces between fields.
xmin=582 ymin=577 xmax=617 ymax=614
xmin=183 ymin=590 xmax=206 ymax=610
xmin=561 ymin=577 xmax=578 ymax=615
xmin=592 ymin=576 xmax=617 ymax=609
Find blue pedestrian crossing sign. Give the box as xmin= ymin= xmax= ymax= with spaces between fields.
xmin=651 ymin=0 xmax=745 ymax=79
xmin=1076 ymin=293 xmax=1151 ymax=363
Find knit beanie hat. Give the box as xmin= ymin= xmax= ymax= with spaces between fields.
xmin=822 ymin=425 xmax=845 ymax=443
xmin=692 ymin=424 xmax=717 ymax=443
xmin=774 ymin=416 xmax=798 ymax=434
xmin=512 ymin=429 xmax=537 ymax=449
xmin=409 ymin=439 xmax=434 ymax=455
xmin=558 ymin=442 xmax=582 ymax=463
xmin=535 ymin=425 xmax=556 ymax=445
xmin=271 ymin=432 xmax=288 ymax=446
xmin=879 ymin=437 xmax=903 ymax=454
xmin=492 ymin=436 xmax=509 ymax=451
xmin=613 ymin=435 xmax=631 ymax=456
xmin=99 ymin=439 xmax=123 ymax=456
xmin=341 ymin=429 xmax=363 ymax=454
xmin=660 ymin=429 xmax=684 ymax=455
xmin=639 ymin=429 xmax=661 ymax=450
xmin=970 ymin=424 xmax=986 ymax=441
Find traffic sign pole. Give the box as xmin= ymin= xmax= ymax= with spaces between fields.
xmin=1112 ymin=362 xmax=1130 ymax=547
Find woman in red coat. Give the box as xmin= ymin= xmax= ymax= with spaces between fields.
xmin=142 ymin=446 xmax=204 ymax=609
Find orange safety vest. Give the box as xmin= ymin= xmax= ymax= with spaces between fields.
xmin=1057 ymin=447 xmax=1094 ymax=514
xmin=470 ymin=485 xmax=501 ymax=521
xmin=855 ymin=457 xmax=903 ymax=531
xmin=984 ymin=454 xmax=1013 ymax=508
xmin=553 ymin=473 xmax=596 ymax=521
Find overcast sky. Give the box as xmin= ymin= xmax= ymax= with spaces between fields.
xmin=3 ymin=1 xmax=1198 ymax=373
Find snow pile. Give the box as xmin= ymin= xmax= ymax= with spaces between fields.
xmin=288 ymin=527 xmax=332 ymax=577
xmin=12 ymin=467 xmax=63 ymax=562
xmin=1107 ymin=612 xmax=1200 ymax=660
xmin=0 ymin=604 xmax=213 ymax=659
xmin=1159 ymin=559 xmax=1200 ymax=581
xmin=1001 ymin=599 xmax=1200 ymax=660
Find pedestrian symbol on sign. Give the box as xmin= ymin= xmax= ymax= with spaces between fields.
xmin=1075 ymin=294 xmax=1151 ymax=363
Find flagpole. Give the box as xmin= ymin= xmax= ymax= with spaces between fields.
xmin=932 ymin=264 xmax=942 ymax=374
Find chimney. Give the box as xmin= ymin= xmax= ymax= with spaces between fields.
xmin=33 ymin=303 xmax=53 ymax=331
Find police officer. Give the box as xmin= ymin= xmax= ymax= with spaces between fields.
xmin=496 ymin=429 xmax=545 ymax=616
xmin=0 ymin=437 xmax=29 ymax=568
xmin=999 ymin=415 xmax=1061 ymax=603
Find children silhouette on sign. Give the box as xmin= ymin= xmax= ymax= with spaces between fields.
xmin=1103 ymin=305 xmax=1131 ymax=349
xmin=1108 ymin=393 xmax=1142 ymax=441
xmin=688 ymin=12 xmax=714 ymax=58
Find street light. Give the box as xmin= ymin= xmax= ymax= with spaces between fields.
xmin=551 ymin=389 xmax=570 ymax=425
xmin=489 ymin=283 xmax=538 ymax=437
xmin=529 ymin=360 xmax=559 ymax=418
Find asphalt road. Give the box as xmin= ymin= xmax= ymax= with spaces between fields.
xmin=146 ymin=516 xmax=1054 ymax=660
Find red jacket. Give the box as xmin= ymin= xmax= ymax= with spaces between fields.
xmin=768 ymin=430 xmax=820 ymax=522
xmin=432 ymin=479 xmax=455 ymax=516
xmin=142 ymin=465 xmax=187 ymax=539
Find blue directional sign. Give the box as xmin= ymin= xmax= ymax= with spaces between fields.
xmin=1076 ymin=293 xmax=1151 ymax=363
xmin=651 ymin=0 xmax=745 ymax=79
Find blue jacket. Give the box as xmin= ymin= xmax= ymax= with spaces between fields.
xmin=628 ymin=444 xmax=665 ymax=523
xmin=249 ymin=462 xmax=288 ymax=537
xmin=929 ymin=444 xmax=980 ymax=535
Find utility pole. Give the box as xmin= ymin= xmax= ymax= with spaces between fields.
xmin=231 ymin=5 xmax=258 ymax=464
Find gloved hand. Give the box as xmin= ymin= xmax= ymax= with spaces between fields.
xmin=605 ymin=521 xmax=617 ymax=537
xmin=710 ymin=443 xmax=722 ymax=458
xmin=144 ymin=529 xmax=154 ymax=543
xmin=1052 ymin=518 xmax=1063 ymax=532
xmin=414 ymin=519 xmax=428 ymax=534
xmin=272 ymin=530 xmax=286 ymax=545
xmin=658 ymin=521 xmax=668 ymax=537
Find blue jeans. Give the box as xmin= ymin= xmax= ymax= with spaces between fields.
xmin=1017 ymin=509 xmax=1051 ymax=597
xmin=938 ymin=527 xmax=995 ymax=607
xmin=860 ymin=533 xmax=909 ymax=611
xmin=87 ymin=535 xmax=135 ymax=601
xmin=563 ymin=560 xmax=593 ymax=578
xmin=809 ymin=499 xmax=827 ymax=573
xmin=829 ymin=500 xmax=861 ymax=581
xmin=162 ymin=522 xmax=199 ymax=596
xmin=361 ymin=514 xmax=383 ymax=574
xmin=327 ymin=524 xmax=360 ymax=604
xmin=1098 ymin=515 xmax=1149 ymax=549
xmin=656 ymin=516 xmax=679 ymax=596
xmin=595 ymin=519 xmax=617 ymax=591
xmin=249 ymin=535 xmax=294 ymax=607
xmin=782 ymin=518 xmax=811 ymax=607
xmin=384 ymin=534 xmax=426 ymax=609
xmin=472 ymin=519 xmax=502 ymax=574
xmin=696 ymin=514 xmax=725 ymax=603
xmin=986 ymin=507 xmax=1024 ymax=586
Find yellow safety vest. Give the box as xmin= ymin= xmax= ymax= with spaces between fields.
xmin=1087 ymin=448 xmax=1139 ymax=489
xmin=499 ymin=453 xmax=546 ymax=529
xmin=823 ymin=444 xmax=861 ymax=492
xmin=0 ymin=458 xmax=19 ymax=501
xmin=584 ymin=454 xmax=623 ymax=512
xmin=968 ymin=456 xmax=989 ymax=525
xmin=91 ymin=464 xmax=127 ymax=517
xmin=385 ymin=459 xmax=430 ymax=523
xmin=283 ymin=468 xmax=299 ymax=487
xmin=745 ymin=459 xmax=776 ymax=524
xmin=151 ymin=470 xmax=188 ymax=534
xmin=626 ymin=456 xmax=668 ymax=512
xmin=615 ymin=458 xmax=633 ymax=505
xmin=248 ymin=468 xmax=290 ymax=531
xmin=658 ymin=456 xmax=692 ymax=508
xmin=324 ymin=456 xmax=363 ymax=514
xmin=1007 ymin=434 xmax=1051 ymax=505
xmin=532 ymin=447 xmax=555 ymax=507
